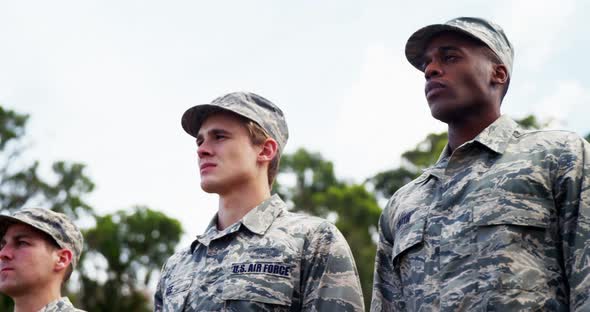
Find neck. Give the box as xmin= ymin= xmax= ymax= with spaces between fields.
xmin=13 ymin=284 xmax=61 ymax=312
xmin=447 ymin=111 xmax=500 ymax=152
xmin=216 ymin=179 xmax=271 ymax=230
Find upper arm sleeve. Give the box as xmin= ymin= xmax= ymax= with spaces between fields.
xmin=556 ymin=137 xmax=590 ymax=311
xmin=371 ymin=205 xmax=405 ymax=312
xmin=300 ymin=221 xmax=365 ymax=312
xmin=154 ymin=260 xmax=169 ymax=312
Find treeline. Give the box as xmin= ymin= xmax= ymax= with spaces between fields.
xmin=1 ymin=105 xmax=587 ymax=310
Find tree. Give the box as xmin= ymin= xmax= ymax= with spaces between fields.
xmin=276 ymin=148 xmax=380 ymax=308
xmin=369 ymin=115 xmax=548 ymax=199
xmin=0 ymin=106 xmax=95 ymax=309
xmin=80 ymin=207 xmax=182 ymax=311
xmin=0 ymin=105 xmax=183 ymax=311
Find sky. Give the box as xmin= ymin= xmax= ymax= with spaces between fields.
xmin=1 ymin=0 xmax=589 ymax=247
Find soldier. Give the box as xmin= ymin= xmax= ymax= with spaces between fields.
xmin=0 ymin=208 xmax=85 ymax=311
xmin=155 ymin=92 xmax=364 ymax=311
xmin=372 ymin=17 xmax=590 ymax=311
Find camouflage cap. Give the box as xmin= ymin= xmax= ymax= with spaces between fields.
xmin=0 ymin=208 xmax=84 ymax=268
xmin=405 ymin=17 xmax=514 ymax=75
xmin=181 ymin=91 xmax=289 ymax=153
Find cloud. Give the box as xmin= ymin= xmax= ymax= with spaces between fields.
xmin=534 ymin=80 xmax=590 ymax=132
xmin=330 ymin=43 xmax=445 ymax=181
xmin=496 ymin=0 xmax=576 ymax=70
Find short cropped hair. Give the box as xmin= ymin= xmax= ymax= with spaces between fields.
xmin=244 ymin=120 xmax=281 ymax=187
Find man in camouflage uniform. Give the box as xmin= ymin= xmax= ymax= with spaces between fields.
xmin=155 ymin=91 xmax=364 ymax=311
xmin=0 ymin=208 xmax=85 ymax=311
xmin=372 ymin=17 xmax=590 ymax=311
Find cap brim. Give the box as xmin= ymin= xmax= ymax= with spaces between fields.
xmin=181 ymin=104 xmax=227 ymax=138
xmin=405 ymin=23 xmax=485 ymax=71
xmin=0 ymin=215 xmax=63 ymax=248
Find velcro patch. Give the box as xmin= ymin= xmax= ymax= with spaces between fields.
xmin=231 ymin=262 xmax=292 ymax=278
xmin=396 ymin=210 xmax=415 ymax=228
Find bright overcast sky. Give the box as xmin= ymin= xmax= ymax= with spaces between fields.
xmin=1 ymin=0 xmax=589 ymax=246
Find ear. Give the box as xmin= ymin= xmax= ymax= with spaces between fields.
xmin=257 ymin=138 xmax=278 ymax=164
xmin=491 ymin=63 xmax=508 ymax=86
xmin=54 ymin=248 xmax=73 ymax=273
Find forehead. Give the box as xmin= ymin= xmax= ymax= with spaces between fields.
xmin=2 ymin=222 xmax=45 ymax=239
xmin=197 ymin=111 xmax=248 ymax=135
xmin=425 ymin=31 xmax=483 ymax=53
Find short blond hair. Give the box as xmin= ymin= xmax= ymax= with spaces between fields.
xmin=244 ymin=120 xmax=281 ymax=187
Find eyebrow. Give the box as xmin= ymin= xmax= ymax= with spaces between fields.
xmin=197 ymin=128 xmax=232 ymax=140
xmin=0 ymin=233 xmax=33 ymax=244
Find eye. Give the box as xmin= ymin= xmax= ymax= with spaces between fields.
xmin=196 ymin=138 xmax=203 ymax=146
xmin=215 ymin=134 xmax=226 ymax=140
xmin=16 ymin=240 xmax=29 ymax=247
xmin=444 ymin=55 xmax=459 ymax=62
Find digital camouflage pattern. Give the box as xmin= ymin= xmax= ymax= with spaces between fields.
xmin=181 ymin=91 xmax=289 ymax=153
xmin=405 ymin=17 xmax=514 ymax=75
xmin=155 ymin=194 xmax=364 ymax=311
xmin=39 ymin=297 xmax=86 ymax=312
xmin=0 ymin=208 xmax=84 ymax=268
xmin=371 ymin=115 xmax=590 ymax=311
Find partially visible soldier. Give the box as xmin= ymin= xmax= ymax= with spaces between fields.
xmin=0 ymin=208 xmax=85 ymax=312
xmin=154 ymin=92 xmax=364 ymax=311
xmin=372 ymin=17 xmax=590 ymax=311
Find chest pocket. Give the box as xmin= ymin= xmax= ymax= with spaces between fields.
xmin=221 ymin=272 xmax=295 ymax=311
xmin=473 ymin=193 xmax=551 ymax=292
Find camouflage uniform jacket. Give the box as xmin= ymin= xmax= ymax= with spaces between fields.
xmin=371 ymin=115 xmax=590 ymax=311
xmin=39 ymin=297 xmax=85 ymax=312
xmin=155 ymin=194 xmax=364 ymax=311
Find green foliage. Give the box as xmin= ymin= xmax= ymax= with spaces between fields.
xmin=314 ymin=184 xmax=381 ymax=300
xmin=0 ymin=106 xmax=28 ymax=150
xmin=367 ymin=168 xmax=417 ymax=200
xmin=585 ymin=133 xmax=589 ymax=143
xmin=401 ymin=132 xmax=448 ymax=170
xmin=514 ymin=115 xmax=542 ymax=129
xmin=277 ymin=148 xmax=379 ymax=308
xmin=275 ymin=148 xmax=342 ymax=216
xmin=370 ymin=114 xmax=547 ymax=199
xmin=80 ymin=207 xmax=182 ymax=311
xmin=0 ymin=105 xmax=183 ymax=311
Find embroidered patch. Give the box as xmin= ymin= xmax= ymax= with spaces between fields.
xmin=396 ymin=210 xmax=415 ymax=228
xmin=231 ymin=262 xmax=292 ymax=277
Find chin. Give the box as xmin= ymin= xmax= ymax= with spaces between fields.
xmin=200 ymin=181 xmax=219 ymax=194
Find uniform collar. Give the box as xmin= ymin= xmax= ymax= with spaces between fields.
xmin=240 ymin=194 xmax=286 ymax=235
xmin=191 ymin=194 xmax=286 ymax=251
xmin=472 ymin=114 xmax=518 ymax=155
xmin=39 ymin=297 xmax=75 ymax=312
xmin=419 ymin=115 xmax=518 ymax=183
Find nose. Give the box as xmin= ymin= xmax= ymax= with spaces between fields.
xmin=424 ymin=60 xmax=442 ymax=80
xmin=197 ymin=140 xmax=212 ymax=159
xmin=0 ymin=245 xmax=13 ymax=261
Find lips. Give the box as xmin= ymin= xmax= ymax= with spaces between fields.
xmin=0 ymin=268 xmax=13 ymax=272
xmin=425 ymin=81 xmax=447 ymax=98
xmin=199 ymin=162 xmax=216 ymax=173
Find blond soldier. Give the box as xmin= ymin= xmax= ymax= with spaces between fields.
xmin=372 ymin=17 xmax=590 ymax=311
xmin=0 ymin=208 xmax=85 ymax=312
xmin=155 ymin=92 xmax=364 ymax=311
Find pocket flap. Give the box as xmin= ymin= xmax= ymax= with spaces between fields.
xmin=221 ymin=272 xmax=294 ymax=306
xmin=392 ymin=216 xmax=426 ymax=262
xmin=473 ymin=195 xmax=550 ymax=228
